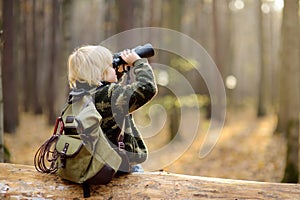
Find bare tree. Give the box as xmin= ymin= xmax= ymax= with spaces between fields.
xmin=21 ymin=1 xmax=33 ymax=112
xmin=104 ymin=0 xmax=118 ymax=38
xmin=212 ymin=0 xmax=230 ymax=121
xmin=31 ymin=0 xmax=43 ymax=114
xmin=276 ymin=0 xmax=300 ymax=183
xmin=46 ymin=0 xmax=60 ymax=124
xmin=0 ymin=18 xmax=4 ymax=162
xmin=257 ymin=0 xmax=267 ymax=117
xmin=117 ymin=0 xmax=134 ymax=33
xmin=2 ymin=0 xmax=19 ymax=133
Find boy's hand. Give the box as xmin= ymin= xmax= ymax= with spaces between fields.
xmin=120 ymin=49 xmax=141 ymax=67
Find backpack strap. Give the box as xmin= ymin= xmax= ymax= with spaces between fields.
xmin=82 ymin=182 xmax=90 ymax=198
xmin=62 ymin=86 xmax=126 ymax=149
xmin=61 ymin=87 xmax=98 ymax=116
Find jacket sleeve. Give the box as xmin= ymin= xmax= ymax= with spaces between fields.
xmin=110 ymin=58 xmax=157 ymax=115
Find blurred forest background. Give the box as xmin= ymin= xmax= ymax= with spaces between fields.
xmin=0 ymin=0 xmax=300 ymax=184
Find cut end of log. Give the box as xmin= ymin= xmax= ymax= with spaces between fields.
xmin=0 ymin=163 xmax=299 ymax=199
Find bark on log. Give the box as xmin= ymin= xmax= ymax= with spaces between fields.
xmin=0 ymin=163 xmax=300 ymax=199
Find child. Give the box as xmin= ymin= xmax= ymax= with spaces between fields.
xmin=67 ymin=45 xmax=157 ymax=172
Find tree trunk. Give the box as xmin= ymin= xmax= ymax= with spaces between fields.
xmin=60 ymin=0 xmax=72 ymax=97
xmin=31 ymin=0 xmax=43 ymax=114
xmin=201 ymin=1 xmax=214 ymax=119
xmin=1 ymin=163 xmax=300 ymax=199
xmin=212 ymin=0 xmax=230 ymax=121
xmin=2 ymin=0 xmax=19 ymax=133
xmin=22 ymin=1 xmax=32 ymax=113
xmin=46 ymin=0 xmax=60 ymax=124
xmin=277 ymin=0 xmax=300 ymax=183
xmin=257 ymin=0 xmax=267 ymax=117
xmin=0 ymin=26 xmax=3 ymax=162
xmin=117 ymin=0 xmax=134 ymax=33
xmin=162 ymin=0 xmax=183 ymax=140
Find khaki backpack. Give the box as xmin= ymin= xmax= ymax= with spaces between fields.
xmin=34 ymin=88 xmax=129 ymax=198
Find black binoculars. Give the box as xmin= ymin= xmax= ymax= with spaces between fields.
xmin=112 ymin=43 xmax=155 ymax=69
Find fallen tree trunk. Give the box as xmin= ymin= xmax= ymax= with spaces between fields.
xmin=0 ymin=163 xmax=300 ymax=199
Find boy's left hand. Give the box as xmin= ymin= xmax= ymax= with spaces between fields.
xmin=121 ymin=49 xmax=141 ymax=67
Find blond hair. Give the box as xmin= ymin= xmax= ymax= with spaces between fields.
xmin=68 ymin=45 xmax=113 ymax=88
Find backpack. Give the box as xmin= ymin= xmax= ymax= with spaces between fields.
xmin=34 ymin=88 xmax=130 ymax=198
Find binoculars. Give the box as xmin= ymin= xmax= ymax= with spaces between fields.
xmin=112 ymin=43 xmax=155 ymax=69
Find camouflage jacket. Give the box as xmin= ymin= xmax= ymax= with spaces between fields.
xmin=76 ymin=59 xmax=157 ymax=164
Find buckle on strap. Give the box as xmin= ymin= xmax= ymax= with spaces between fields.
xmin=60 ymin=143 xmax=69 ymax=168
xmin=118 ymin=142 xmax=125 ymax=150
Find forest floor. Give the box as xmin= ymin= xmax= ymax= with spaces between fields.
xmin=4 ymin=108 xmax=286 ymax=183
xmin=164 ymin=108 xmax=286 ymax=182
